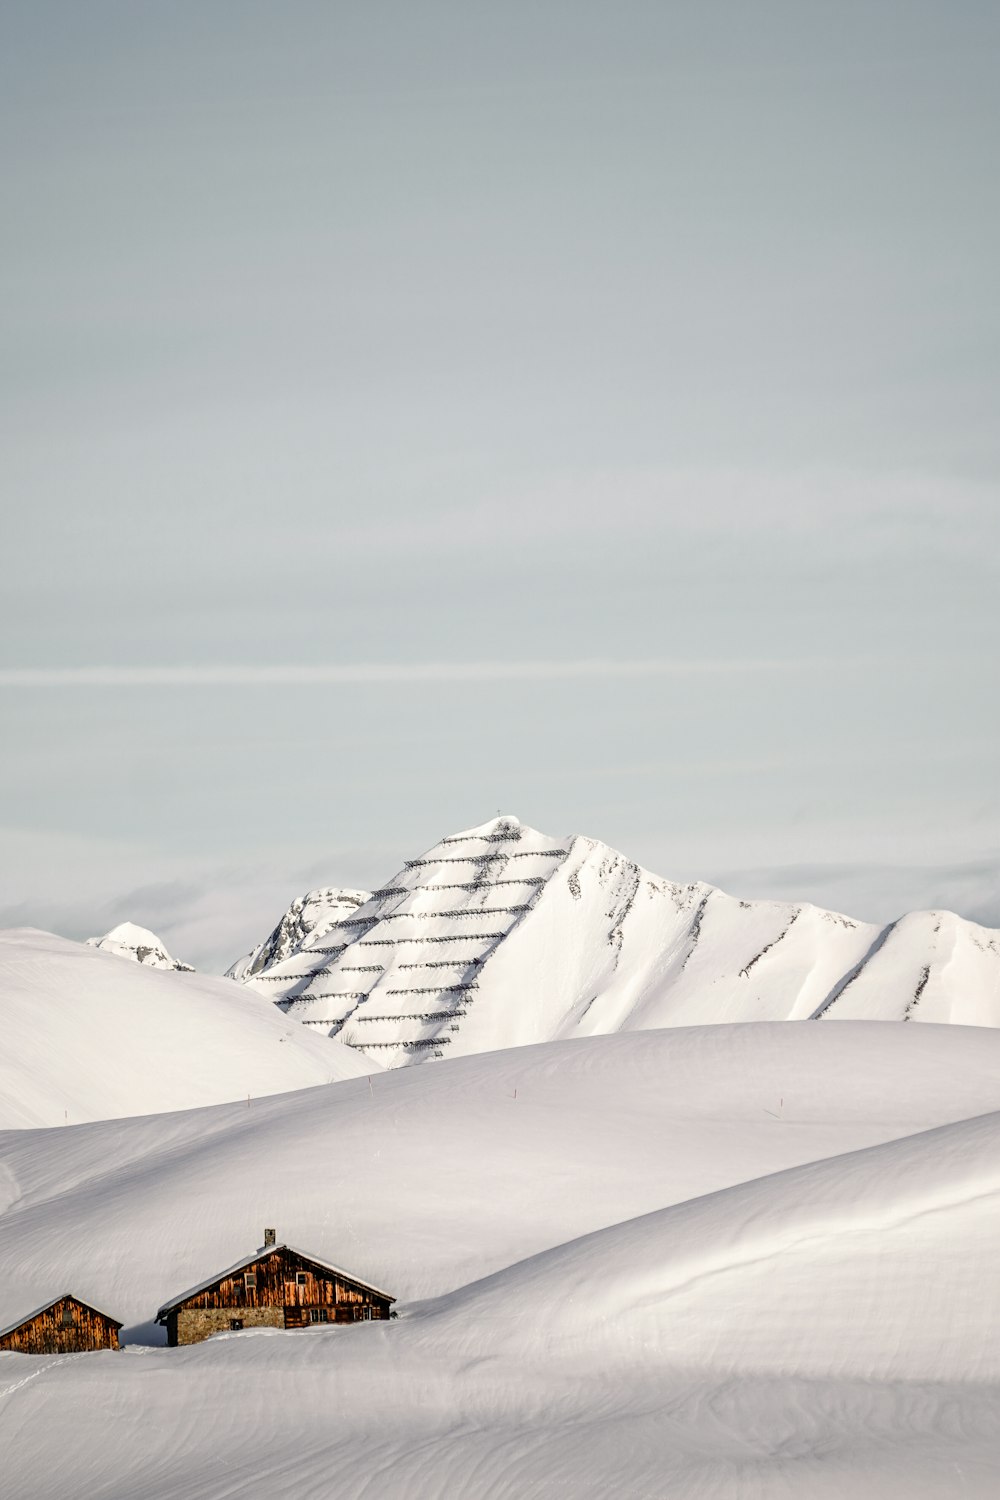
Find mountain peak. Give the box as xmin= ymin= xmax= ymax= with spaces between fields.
xmin=227 ymin=886 xmax=372 ymax=981
xmin=231 ymin=819 xmax=1000 ymax=1065
xmin=86 ymin=922 xmax=194 ymax=972
xmin=448 ymin=814 xmax=524 ymax=841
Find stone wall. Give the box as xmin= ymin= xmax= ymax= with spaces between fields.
xmin=176 ymin=1305 xmax=283 ymax=1345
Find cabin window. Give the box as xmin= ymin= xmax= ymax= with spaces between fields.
xmin=308 ymin=1308 xmax=328 ymax=1323
xmin=229 ymin=1318 xmax=244 ymax=1331
xmin=61 ymin=1305 xmax=75 ymax=1326
xmin=295 ymin=1273 xmax=308 ymax=1287
xmin=355 ymin=1306 xmax=373 ymax=1321
xmin=244 ymin=1274 xmax=257 ymax=1290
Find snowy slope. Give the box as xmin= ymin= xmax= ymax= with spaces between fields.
xmin=86 ymin=920 xmax=194 ymax=971
xmin=2 ymin=1023 xmax=1000 ymax=1498
xmin=236 ymin=815 xmax=1000 ymax=1064
xmin=226 ymin=886 xmax=371 ymax=982
xmin=2 ymin=1022 xmax=999 ymax=1336
xmin=0 ymin=928 xmax=375 ymax=1128
xmin=5 ymin=1316 xmax=998 ymax=1500
xmin=438 ymin=1108 xmax=1000 ymax=1382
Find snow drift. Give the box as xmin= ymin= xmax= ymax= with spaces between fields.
xmin=0 ymin=928 xmax=375 ymax=1128
xmin=2 ymin=1021 xmax=999 ymax=1337
xmin=434 ymin=1108 xmax=1000 ymax=1383
xmin=3 ymin=1022 xmax=1000 ymax=1498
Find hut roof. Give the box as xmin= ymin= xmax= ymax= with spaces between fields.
xmin=0 ymin=1293 xmax=122 ymax=1340
xmin=155 ymin=1244 xmax=396 ymax=1322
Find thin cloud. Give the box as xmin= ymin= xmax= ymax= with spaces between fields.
xmin=329 ymin=468 xmax=1000 ymax=558
xmin=0 ymin=657 xmax=860 ymax=688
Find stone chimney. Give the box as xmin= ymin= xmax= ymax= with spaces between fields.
xmin=263 ymin=1227 xmax=276 ymax=1249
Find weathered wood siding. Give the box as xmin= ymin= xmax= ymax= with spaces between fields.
xmin=0 ymin=1296 xmax=120 ymax=1355
xmin=168 ymin=1248 xmax=392 ymax=1346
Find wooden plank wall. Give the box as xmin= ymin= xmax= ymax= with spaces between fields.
xmin=171 ymin=1248 xmax=391 ymax=1340
xmin=0 ymin=1296 xmax=120 ymax=1355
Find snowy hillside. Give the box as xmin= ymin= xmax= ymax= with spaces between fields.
xmin=441 ymin=1107 xmax=1000 ymax=1382
xmin=0 ymin=929 xmax=375 ymax=1128
xmin=2 ymin=1022 xmax=1000 ymax=1497
xmin=235 ymin=815 xmax=1000 ymax=1064
xmin=86 ymin=920 xmax=194 ymax=971
xmin=2 ymin=1021 xmax=998 ymax=1335
xmin=226 ymin=886 xmax=371 ymax=982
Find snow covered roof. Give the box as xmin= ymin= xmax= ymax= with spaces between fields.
xmin=155 ymin=1245 xmax=396 ymax=1321
xmin=0 ymin=1292 xmax=122 ymax=1339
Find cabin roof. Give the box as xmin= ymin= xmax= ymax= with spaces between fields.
xmin=155 ymin=1244 xmax=396 ymax=1321
xmin=0 ymin=1292 xmax=123 ymax=1340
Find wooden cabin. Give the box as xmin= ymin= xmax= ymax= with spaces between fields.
xmin=155 ymin=1238 xmax=395 ymax=1346
xmin=0 ymin=1294 xmax=122 ymax=1355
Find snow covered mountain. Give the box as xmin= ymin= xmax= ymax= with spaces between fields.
xmin=226 ymin=887 xmax=371 ymax=982
xmin=0 ymin=928 xmax=376 ymax=1127
xmin=234 ymin=815 xmax=1000 ymax=1065
xmin=87 ymin=920 xmax=194 ymax=971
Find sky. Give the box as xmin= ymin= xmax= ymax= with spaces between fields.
xmin=2 ymin=1 xmax=998 ymax=969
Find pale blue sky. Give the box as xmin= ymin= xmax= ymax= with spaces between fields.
xmin=1 ymin=2 xmax=997 ymax=966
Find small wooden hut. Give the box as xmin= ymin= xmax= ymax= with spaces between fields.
xmin=155 ymin=1238 xmax=395 ymax=1346
xmin=0 ymin=1294 xmax=122 ymax=1355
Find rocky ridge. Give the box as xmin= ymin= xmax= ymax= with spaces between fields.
xmin=87 ymin=921 xmax=194 ymax=972
xmin=234 ymin=815 xmax=1000 ymax=1066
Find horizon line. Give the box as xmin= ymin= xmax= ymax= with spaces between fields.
xmin=0 ymin=658 xmax=847 ymax=688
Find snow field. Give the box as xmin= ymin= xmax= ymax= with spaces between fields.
xmin=3 ymin=1022 xmax=1000 ymax=1340
xmin=6 ymin=1332 xmax=1000 ymax=1499
xmin=3 ymin=1023 xmax=1000 ymax=1496
xmin=0 ymin=928 xmax=375 ymax=1128
xmin=4 ymin=816 xmax=1000 ymax=1495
